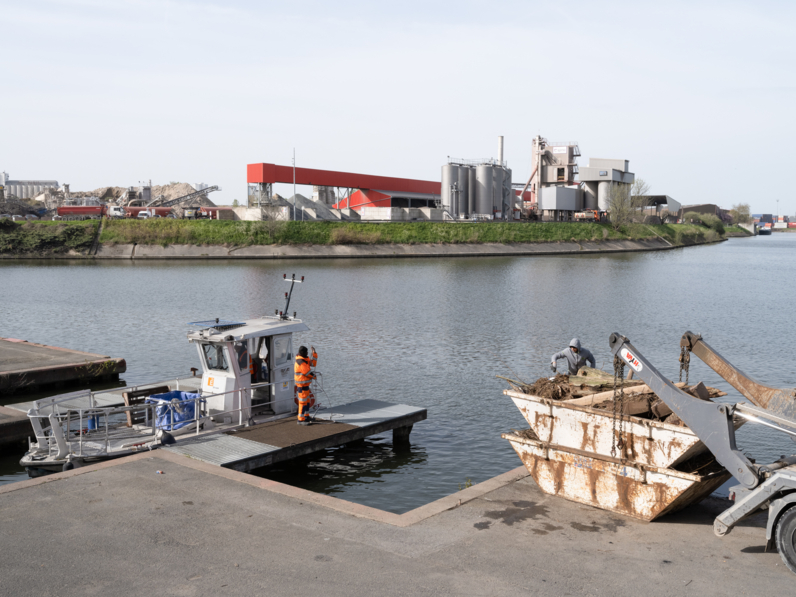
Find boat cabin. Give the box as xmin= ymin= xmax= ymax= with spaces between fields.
xmin=187 ymin=316 xmax=310 ymax=420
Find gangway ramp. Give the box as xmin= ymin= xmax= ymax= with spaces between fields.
xmin=165 ymin=399 xmax=426 ymax=472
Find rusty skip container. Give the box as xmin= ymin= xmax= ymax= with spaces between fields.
xmin=504 ymin=389 xmax=743 ymax=469
xmin=503 ymin=431 xmax=730 ymax=521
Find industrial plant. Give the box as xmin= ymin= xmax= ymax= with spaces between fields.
xmin=3 ymin=136 xmax=692 ymax=223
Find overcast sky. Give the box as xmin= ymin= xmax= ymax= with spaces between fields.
xmin=3 ymin=1 xmax=794 ymax=213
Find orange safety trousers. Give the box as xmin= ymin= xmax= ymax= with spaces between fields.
xmin=296 ymin=384 xmax=315 ymax=421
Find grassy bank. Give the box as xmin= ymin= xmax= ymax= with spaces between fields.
xmin=0 ymin=219 xmax=750 ymax=256
xmin=0 ymin=220 xmax=98 ymax=255
xmin=98 ymin=220 xmax=726 ymax=247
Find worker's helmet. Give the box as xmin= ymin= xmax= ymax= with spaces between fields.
xmin=569 ymin=338 xmax=582 ymax=351
xmin=298 ymin=346 xmax=308 ymax=358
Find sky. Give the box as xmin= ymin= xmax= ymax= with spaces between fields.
xmin=2 ymin=0 xmax=794 ymax=213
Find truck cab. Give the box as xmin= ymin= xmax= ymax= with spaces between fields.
xmin=107 ymin=206 xmax=126 ymax=219
xmin=187 ymin=317 xmax=310 ymax=423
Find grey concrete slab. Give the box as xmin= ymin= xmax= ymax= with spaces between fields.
xmin=0 ymin=453 xmax=790 ymax=596
xmin=0 ymin=405 xmax=32 ymax=448
xmin=0 ymin=338 xmax=126 ymax=394
xmin=0 ymin=338 xmax=109 ymax=373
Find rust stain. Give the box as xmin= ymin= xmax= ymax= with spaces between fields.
xmin=579 ymin=421 xmax=597 ymax=452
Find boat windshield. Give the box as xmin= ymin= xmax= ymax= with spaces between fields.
xmin=202 ymin=344 xmax=229 ymax=371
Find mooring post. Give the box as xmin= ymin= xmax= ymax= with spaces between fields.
xmin=393 ymin=424 xmax=413 ymax=444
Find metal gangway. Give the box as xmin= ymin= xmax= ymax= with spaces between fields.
xmin=147 ymin=185 xmax=219 ymax=208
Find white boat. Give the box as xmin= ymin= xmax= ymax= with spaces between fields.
xmin=20 ymin=276 xmax=320 ymax=476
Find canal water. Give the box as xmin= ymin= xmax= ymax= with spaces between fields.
xmin=1 ymin=234 xmax=794 ymax=512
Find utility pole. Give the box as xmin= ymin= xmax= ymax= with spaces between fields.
xmin=292 ymin=149 xmax=296 ymax=221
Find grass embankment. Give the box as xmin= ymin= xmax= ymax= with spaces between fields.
xmin=98 ymin=219 xmax=724 ymax=247
xmin=0 ymin=219 xmax=749 ymax=256
xmin=0 ymin=220 xmax=98 ymax=255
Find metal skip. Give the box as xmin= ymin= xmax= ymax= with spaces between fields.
xmin=502 ymin=380 xmax=733 ymax=520
xmin=503 ymin=431 xmax=729 ymax=522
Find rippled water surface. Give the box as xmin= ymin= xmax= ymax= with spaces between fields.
xmin=1 ymin=234 xmax=794 ymax=511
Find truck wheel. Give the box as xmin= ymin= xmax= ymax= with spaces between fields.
xmin=776 ymin=505 xmax=796 ymax=574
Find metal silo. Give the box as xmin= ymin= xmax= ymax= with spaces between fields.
xmin=492 ymin=166 xmax=504 ymax=216
xmin=468 ymin=167 xmax=476 ymax=216
xmin=441 ymin=164 xmax=460 ymax=217
xmin=475 ymin=164 xmax=493 ymax=215
xmin=457 ymin=166 xmax=469 ymax=217
xmin=598 ymin=181 xmax=611 ymax=211
xmin=583 ymin=182 xmax=598 ymax=210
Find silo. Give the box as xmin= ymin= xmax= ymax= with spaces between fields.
xmin=475 ymin=164 xmax=493 ymax=215
xmin=457 ymin=166 xmax=469 ymax=217
xmin=583 ymin=182 xmax=598 ymax=210
xmin=492 ymin=166 xmax=504 ymax=216
xmin=502 ymin=168 xmax=513 ymax=220
xmin=597 ymin=181 xmax=611 ymax=211
xmin=467 ymin=167 xmax=476 ymax=215
xmin=441 ymin=164 xmax=460 ymax=217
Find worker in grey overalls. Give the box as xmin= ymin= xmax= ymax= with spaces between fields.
xmin=551 ymin=338 xmax=595 ymax=375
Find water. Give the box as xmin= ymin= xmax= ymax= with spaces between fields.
xmin=1 ymin=234 xmax=794 ymax=511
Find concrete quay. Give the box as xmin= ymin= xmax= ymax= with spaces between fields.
xmin=0 ymin=337 xmax=126 ymax=396
xmin=0 ymin=405 xmax=31 ymax=451
xmin=0 ymin=450 xmax=790 ymax=596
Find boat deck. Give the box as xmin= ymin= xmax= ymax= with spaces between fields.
xmin=165 ymin=399 xmax=427 ymax=472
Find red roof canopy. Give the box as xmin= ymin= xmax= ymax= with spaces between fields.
xmin=247 ymin=163 xmax=440 ymax=195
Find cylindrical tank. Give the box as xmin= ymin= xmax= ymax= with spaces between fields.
xmin=475 ymin=165 xmax=493 ymax=215
xmin=457 ymin=167 xmax=469 ymax=217
xmin=467 ymin=167 xmax=476 ymax=215
xmin=441 ymin=164 xmax=460 ymax=217
xmin=492 ymin=166 xmax=504 ymax=215
xmin=597 ymin=181 xmax=611 ymax=211
xmin=583 ymin=182 xmax=598 ymax=210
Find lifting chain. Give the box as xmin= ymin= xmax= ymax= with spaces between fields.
xmin=611 ymin=354 xmax=626 ymax=458
xmin=678 ymin=346 xmax=690 ymax=385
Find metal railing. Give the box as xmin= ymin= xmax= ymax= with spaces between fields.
xmin=27 ymin=373 xmax=326 ymax=461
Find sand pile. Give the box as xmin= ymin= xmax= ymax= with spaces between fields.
xmin=69 ymin=183 xmax=216 ymax=206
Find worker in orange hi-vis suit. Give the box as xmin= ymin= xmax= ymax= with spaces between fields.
xmin=294 ymin=345 xmax=317 ymax=425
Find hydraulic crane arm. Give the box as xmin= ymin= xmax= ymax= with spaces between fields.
xmin=680 ymin=331 xmax=796 ymax=421
xmin=608 ymin=333 xmax=760 ymax=489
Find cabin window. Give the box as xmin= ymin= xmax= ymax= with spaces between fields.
xmin=272 ymin=336 xmax=292 ymax=366
xmin=233 ymin=342 xmax=249 ymax=374
xmin=202 ymin=344 xmax=229 ymax=371
xmin=557 ymin=168 xmax=565 ymax=182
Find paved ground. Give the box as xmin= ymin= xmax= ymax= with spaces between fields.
xmin=0 ymin=451 xmax=790 ymax=597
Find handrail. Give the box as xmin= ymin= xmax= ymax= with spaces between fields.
xmin=27 ymin=374 xmax=325 ymax=460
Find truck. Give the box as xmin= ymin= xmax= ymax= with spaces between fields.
xmin=610 ymin=332 xmax=796 ymax=573
xmin=56 ymin=205 xmax=135 ymax=220
xmin=573 ymin=210 xmax=606 ymax=222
